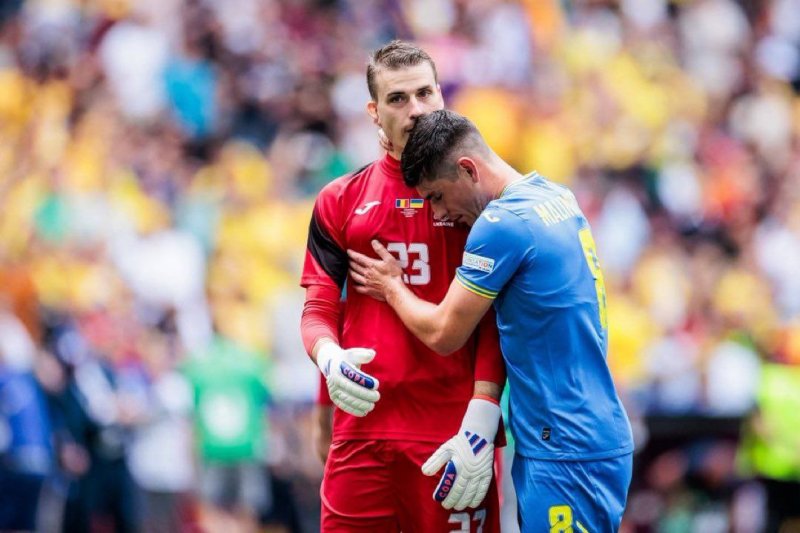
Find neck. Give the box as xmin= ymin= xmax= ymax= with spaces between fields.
xmin=490 ymin=159 xmax=525 ymax=200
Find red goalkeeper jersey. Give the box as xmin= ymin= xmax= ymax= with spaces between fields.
xmin=301 ymin=154 xmax=505 ymax=443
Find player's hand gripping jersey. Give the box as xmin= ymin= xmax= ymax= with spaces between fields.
xmin=302 ymin=154 xmax=505 ymax=443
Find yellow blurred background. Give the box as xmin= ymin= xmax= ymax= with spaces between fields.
xmin=1 ymin=0 xmax=800 ymax=531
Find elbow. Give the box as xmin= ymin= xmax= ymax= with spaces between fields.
xmin=427 ymin=332 xmax=466 ymax=356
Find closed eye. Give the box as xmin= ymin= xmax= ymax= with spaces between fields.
xmin=428 ymin=193 xmax=442 ymax=203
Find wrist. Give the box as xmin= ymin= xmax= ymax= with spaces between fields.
xmin=316 ymin=342 xmax=341 ymax=375
xmin=385 ymin=276 xmax=406 ymax=306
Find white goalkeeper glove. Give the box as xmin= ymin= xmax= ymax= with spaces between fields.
xmin=422 ymin=398 xmax=501 ymax=511
xmin=316 ymin=343 xmax=380 ymax=417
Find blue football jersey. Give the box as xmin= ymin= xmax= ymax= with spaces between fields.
xmin=456 ymin=173 xmax=633 ymax=460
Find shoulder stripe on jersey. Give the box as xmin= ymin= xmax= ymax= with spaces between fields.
xmin=456 ymin=272 xmax=497 ymax=299
xmin=307 ymin=213 xmax=347 ymax=289
xmin=306 ymin=164 xmax=371 ymax=289
xmin=348 ymin=163 xmax=370 ymax=180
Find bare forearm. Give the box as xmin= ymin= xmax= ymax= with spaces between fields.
xmin=384 ymin=278 xmax=454 ymax=353
xmin=347 ymin=242 xmax=491 ymax=354
xmin=383 ymin=287 xmax=503 ymax=398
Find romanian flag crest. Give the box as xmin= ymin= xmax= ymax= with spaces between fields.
xmin=396 ymin=199 xmax=424 ymax=208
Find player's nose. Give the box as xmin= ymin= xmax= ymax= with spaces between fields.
xmin=408 ymin=96 xmax=424 ymax=118
xmin=432 ymin=205 xmax=448 ymax=221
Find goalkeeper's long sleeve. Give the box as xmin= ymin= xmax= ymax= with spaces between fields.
xmin=473 ymin=308 xmax=506 ymax=386
xmin=471 ymin=308 xmax=507 ymax=447
xmin=301 ymin=284 xmax=342 ymax=356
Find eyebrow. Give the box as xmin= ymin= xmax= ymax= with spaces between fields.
xmin=385 ymin=84 xmax=433 ymax=100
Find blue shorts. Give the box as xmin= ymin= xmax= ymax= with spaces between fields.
xmin=511 ymin=453 xmax=632 ymax=533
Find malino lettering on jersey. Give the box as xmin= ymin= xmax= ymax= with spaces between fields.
xmin=533 ymin=193 xmax=582 ymax=227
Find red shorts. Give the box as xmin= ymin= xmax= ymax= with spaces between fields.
xmin=321 ymin=439 xmax=501 ymax=532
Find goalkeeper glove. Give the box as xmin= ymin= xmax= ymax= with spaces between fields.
xmin=422 ymin=398 xmax=501 ymax=511
xmin=316 ymin=343 xmax=380 ymax=417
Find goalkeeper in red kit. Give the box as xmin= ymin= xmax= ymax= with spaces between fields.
xmin=300 ymin=41 xmax=507 ymax=532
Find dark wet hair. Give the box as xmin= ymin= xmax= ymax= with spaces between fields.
xmin=401 ymin=110 xmax=483 ymax=188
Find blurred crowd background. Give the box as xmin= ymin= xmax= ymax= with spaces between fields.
xmin=1 ymin=0 xmax=799 ymax=531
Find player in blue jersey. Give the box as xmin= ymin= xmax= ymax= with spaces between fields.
xmin=348 ymin=109 xmax=633 ymax=533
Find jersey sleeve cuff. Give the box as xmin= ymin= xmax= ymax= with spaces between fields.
xmin=472 ymin=394 xmax=500 ymax=406
xmin=456 ymin=271 xmax=498 ymax=299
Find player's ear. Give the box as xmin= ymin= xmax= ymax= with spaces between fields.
xmin=367 ymin=101 xmax=379 ymax=125
xmin=457 ymin=157 xmax=479 ymax=183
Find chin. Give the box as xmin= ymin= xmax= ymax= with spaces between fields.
xmin=460 ymin=218 xmax=475 ymax=228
